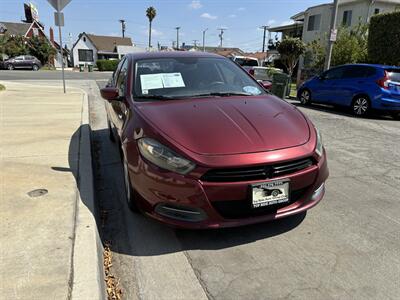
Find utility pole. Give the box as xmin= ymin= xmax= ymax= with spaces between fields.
xmin=202 ymin=28 xmax=208 ymax=52
xmin=175 ymin=26 xmax=180 ymax=50
xmin=324 ymin=0 xmax=339 ymax=70
xmin=260 ymin=25 xmax=269 ymax=52
xmin=217 ymin=28 xmax=226 ymax=48
xmin=193 ymin=39 xmax=198 ymax=49
xmin=119 ymin=19 xmax=126 ymax=38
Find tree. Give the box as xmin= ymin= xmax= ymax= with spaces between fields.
xmin=277 ymin=37 xmax=306 ymax=76
xmin=27 ymin=36 xmax=56 ymax=64
xmin=331 ymin=22 xmax=368 ymax=66
xmin=146 ymin=6 xmax=157 ymax=49
xmin=304 ymin=39 xmax=325 ymax=73
xmin=2 ymin=35 xmax=29 ymax=58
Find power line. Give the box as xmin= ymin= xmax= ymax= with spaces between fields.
xmin=175 ymin=26 xmax=180 ymax=50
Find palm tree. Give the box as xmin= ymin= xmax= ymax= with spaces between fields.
xmin=146 ymin=6 xmax=157 ymax=49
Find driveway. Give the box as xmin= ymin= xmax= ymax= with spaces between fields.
xmin=91 ymin=82 xmax=400 ymax=299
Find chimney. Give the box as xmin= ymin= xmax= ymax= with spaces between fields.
xmin=49 ymin=27 xmax=54 ymax=46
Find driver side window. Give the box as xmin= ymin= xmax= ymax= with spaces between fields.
xmin=323 ymin=67 xmax=344 ymax=80
xmin=116 ymin=59 xmax=129 ymax=97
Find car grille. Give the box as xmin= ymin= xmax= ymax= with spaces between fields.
xmin=201 ymin=158 xmax=314 ymax=182
xmin=211 ymin=187 xmax=309 ymax=219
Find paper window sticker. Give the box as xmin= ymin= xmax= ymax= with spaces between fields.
xmin=140 ymin=74 xmax=164 ymax=91
xmin=161 ymin=73 xmax=186 ymax=88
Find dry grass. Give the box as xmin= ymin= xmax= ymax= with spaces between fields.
xmin=104 ymin=241 xmax=123 ymax=300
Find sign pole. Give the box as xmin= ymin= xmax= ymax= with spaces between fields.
xmin=58 ymin=11 xmax=66 ymax=93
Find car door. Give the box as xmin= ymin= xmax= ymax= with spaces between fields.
xmin=312 ymin=67 xmax=344 ymax=103
xmin=109 ymin=58 xmax=129 ymax=133
xmin=13 ymin=56 xmax=25 ymax=68
xmin=332 ymin=66 xmax=371 ymax=106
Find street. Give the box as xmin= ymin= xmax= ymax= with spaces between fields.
xmin=89 ymin=78 xmax=400 ymax=299
xmin=1 ymin=72 xmax=399 ymax=300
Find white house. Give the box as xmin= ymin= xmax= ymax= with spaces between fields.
xmin=270 ymin=0 xmax=400 ymax=45
xmin=71 ymin=33 xmax=133 ymax=67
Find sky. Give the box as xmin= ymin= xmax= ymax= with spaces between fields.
xmin=1 ymin=0 xmax=326 ymax=52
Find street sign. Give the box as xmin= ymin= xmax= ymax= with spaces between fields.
xmin=47 ymin=0 xmax=72 ymax=12
xmin=54 ymin=12 xmax=64 ymax=27
xmin=330 ymin=29 xmax=338 ymax=42
xmin=47 ymin=0 xmax=71 ymax=94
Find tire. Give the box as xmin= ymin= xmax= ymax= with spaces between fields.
xmin=32 ymin=64 xmax=39 ymax=71
xmin=107 ymin=119 xmax=116 ymax=143
xmin=299 ymin=89 xmax=311 ymax=105
xmin=391 ymin=112 xmax=400 ymax=120
xmin=123 ymin=158 xmax=139 ymax=212
xmin=7 ymin=64 xmax=14 ymax=70
xmin=352 ymin=96 xmax=370 ymax=117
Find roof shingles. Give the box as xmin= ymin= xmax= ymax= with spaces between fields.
xmin=86 ymin=34 xmax=132 ymax=52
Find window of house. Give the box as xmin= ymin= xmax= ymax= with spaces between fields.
xmin=83 ymin=37 xmax=86 ymax=42
xmin=342 ymin=10 xmax=352 ymax=27
xmin=32 ymin=28 xmax=39 ymax=36
xmin=78 ymin=49 xmax=94 ymax=62
xmin=374 ymin=8 xmax=380 ymax=15
xmin=307 ymin=14 xmax=321 ymax=31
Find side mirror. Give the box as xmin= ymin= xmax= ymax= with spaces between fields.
xmin=100 ymin=87 xmax=120 ymax=101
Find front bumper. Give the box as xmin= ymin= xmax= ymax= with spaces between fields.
xmin=128 ymin=148 xmax=329 ymax=229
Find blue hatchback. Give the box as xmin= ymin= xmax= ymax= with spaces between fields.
xmin=298 ymin=64 xmax=400 ymax=119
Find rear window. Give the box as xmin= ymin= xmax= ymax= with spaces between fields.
xmin=234 ymin=58 xmax=258 ymax=67
xmin=387 ymin=70 xmax=400 ymax=83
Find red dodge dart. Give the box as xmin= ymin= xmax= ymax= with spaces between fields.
xmin=101 ymin=52 xmax=329 ymax=229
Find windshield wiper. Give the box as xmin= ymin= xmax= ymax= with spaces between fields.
xmin=135 ymin=95 xmax=175 ymax=101
xmin=189 ymin=92 xmax=253 ymax=98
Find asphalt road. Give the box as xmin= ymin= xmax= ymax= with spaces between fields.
xmin=0 ymin=69 xmax=112 ymax=81
xmin=88 ymin=80 xmax=400 ymax=299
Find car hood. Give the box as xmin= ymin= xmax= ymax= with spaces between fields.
xmin=137 ymin=96 xmax=310 ymax=156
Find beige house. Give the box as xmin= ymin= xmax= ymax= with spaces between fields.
xmin=270 ymin=0 xmax=400 ymax=45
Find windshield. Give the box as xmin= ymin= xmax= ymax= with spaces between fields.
xmin=234 ymin=58 xmax=259 ymax=67
xmin=134 ymin=57 xmax=265 ymax=100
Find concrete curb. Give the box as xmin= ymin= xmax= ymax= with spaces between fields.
xmin=71 ymin=91 xmax=106 ymax=300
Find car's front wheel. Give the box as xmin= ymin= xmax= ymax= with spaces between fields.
xmin=7 ymin=64 xmax=14 ymax=70
xmin=391 ymin=112 xmax=400 ymax=120
xmin=123 ymin=159 xmax=139 ymax=213
xmin=32 ymin=64 xmax=39 ymax=71
xmin=299 ymin=89 xmax=311 ymax=105
xmin=352 ymin=96 xmax=370 ymax=117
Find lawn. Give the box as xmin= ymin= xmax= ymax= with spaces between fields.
xmin=289 ymin=83 xmax=297 ymax=98
xmin=0 ymin=84 xmax=5 ymax=91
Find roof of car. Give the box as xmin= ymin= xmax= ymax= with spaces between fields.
xmin=125 ymin=51 xmax=224 ymax=61
xmin=338 ymin=63 xmax=400 ymax=69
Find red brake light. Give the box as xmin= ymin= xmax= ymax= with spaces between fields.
xmin=376 ymin=70 xmax=389 ymax=89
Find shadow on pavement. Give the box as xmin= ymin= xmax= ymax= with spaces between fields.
xmin=67 ymin=125 xmax=306 ymax=257
xmin=290 ymin=100 xmax=396 ymax=121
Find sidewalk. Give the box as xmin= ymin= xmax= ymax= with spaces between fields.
xmin=0 ymin=81 xmax=104 ymax=299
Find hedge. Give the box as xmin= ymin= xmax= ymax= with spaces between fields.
xmin=96 ymin=59 xmax=120 ymax=71
xmin=368 ymin=11 xmax=400 ymax=66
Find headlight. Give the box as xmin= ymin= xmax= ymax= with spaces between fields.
xmin=315 ymin=128 xmax=323 ymax=156
xmin=138 ymin=138 xmax=196 ymax=175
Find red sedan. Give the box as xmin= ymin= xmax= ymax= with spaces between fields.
xmin=101 ymin=52 xmax=329 ymax=229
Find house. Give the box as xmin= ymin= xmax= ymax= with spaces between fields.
xmin=269 ymin=0 xmax=400 ymax=45
xmin=71 ymin=33 xmax=133 ymax=67
xmin=0 ymin=20 xmax=46 ymax=38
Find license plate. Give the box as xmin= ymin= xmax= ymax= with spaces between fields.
xmin=251 ymin=180 xmax=290 ymax=208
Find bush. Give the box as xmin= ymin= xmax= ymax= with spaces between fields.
xmin=368 ymin=11 xmax=400 ymax=66
xmin=0 ymin=84 xmax=5 ymax=91
xmin=96 ymin=59 xmax=120 ymax=71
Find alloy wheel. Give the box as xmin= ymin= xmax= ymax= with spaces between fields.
xmin=32 ymin=65 xmax=39 ymax=71
xmin=7 ymin=64 xmax=14 ymax=70
xmin=353 ymin=97 xmax=369 ymax=116
xmin=300 ymin=90 xmax=310 ymax=105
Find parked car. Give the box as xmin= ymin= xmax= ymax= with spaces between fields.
xmin=298 ymin=64 xmax=400 ymax=119
xmin=244 ymin=66 xmax=284 ymax=92
xmin=231 ymin=55 xmax=259 ymax=67
xmin=3 ymin=55 xmax=42 ymax=71
xmin=100 ymin=51 xmax=329 ymax=229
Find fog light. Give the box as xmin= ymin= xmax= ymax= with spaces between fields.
xmin=312 ymin=182 xmax=325 ymax=200
xmin=155 ymin=204 xmax=207 ymax=222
